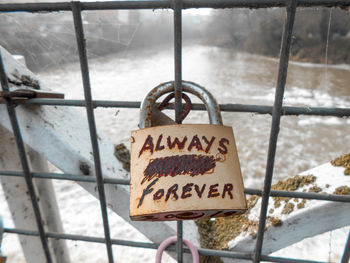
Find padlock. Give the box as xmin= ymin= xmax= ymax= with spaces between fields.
xmin=130 ymin=81 xmax=247 ymax=221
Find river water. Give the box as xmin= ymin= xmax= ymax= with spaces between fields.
xmin=2 ymin=45 xmax=350 ymax=262
xmin=38 ymin=44 xmax=350 ymax=187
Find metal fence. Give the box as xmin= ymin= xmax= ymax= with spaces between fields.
xmin=0 ymin=0 xmax=350 ymax=263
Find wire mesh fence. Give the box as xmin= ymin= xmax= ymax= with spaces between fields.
xmin=0 ymin=1 xmax=350 ymax=263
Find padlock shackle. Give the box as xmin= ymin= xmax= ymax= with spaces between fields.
xmin=139 ymin=81 xmax=223 ymax=128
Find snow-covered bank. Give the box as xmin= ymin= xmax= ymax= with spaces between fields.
xmin=227 ymin=162 xmax=350 ymax=262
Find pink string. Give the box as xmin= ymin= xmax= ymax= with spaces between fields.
xmin=155 ymin=236 xmax=199 ymax=263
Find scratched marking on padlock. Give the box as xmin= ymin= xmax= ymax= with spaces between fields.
xmin=130 ymin=81 xmax=247 ymax=221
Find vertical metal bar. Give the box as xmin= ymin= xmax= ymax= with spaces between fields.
xmin=173 ymin=0 xmax=184 ymax=262
xmin=341 ymin=231 xmax=350 ymax=263
xmin=71 ymin=2 xmax=114 ymax=263
xmin=0 ymin=51 xmax=53 ymax=263
xmin=253 ymin=1 xmax=297 ymax=262
xmin=177 ymin=221 xmax=183 ymax=263
xmin=174 ymin=0 xmax=183 ymax=123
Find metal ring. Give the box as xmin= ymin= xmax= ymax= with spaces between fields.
xmin=158 ymin=92 xmax=192 ymax=124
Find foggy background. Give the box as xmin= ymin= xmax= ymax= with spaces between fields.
xmin=0 ymin=1 xmax=350 ymax=72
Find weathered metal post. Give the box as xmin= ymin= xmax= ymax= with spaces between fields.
xmin=0 ymin=127 xmax=70 ymax=263
xmin=28 ymin=150 xmax=71 ymax=263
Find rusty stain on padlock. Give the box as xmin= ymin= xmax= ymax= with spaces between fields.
xmin=130 ymin=81 xmax=247 ymax=221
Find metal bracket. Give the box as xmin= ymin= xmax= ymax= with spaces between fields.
xmin=0 ymin=88 xmax=64 ymax=104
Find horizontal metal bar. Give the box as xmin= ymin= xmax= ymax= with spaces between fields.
xmin=197 ymin=248 xmax=325 ymax=262
xmin=3 ymin=227 xmax=327 ymax=263
xmin=260 ymin=255 xmax=327 ymax=263
xmin=0 ymin=170 xmax=349 ymax=202
xmin=0 ymin=0 xmax=349 ymax=12
xmin=4 ymin=227 xmax=159 ymax=249
xmin=2 ymin=99 xmax=349 ymax=117
xmin=20 ymin=99 xmax=141 ymax=108
xmin=244 ymin=188 xmax=350 ymax=202
xmin=2 ymin=228 xmax=251 ymax=259
xmin=33 ymin=172 xmax=130 ymax=185
xmin=280 ymin=106 xmax=350 ymax=117
xmin=0 ymin=170 xmax=130 ymax=184
xmin=182 ymin=0 xmax=350 ymax=8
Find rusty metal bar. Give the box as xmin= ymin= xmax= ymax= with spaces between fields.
xmin=71 ymin=2 xmax=114 ymax=262
xmin=0 ymin=52 xmax=53 ymax=262
xmin=253 ymin=0 xmax=297 ymax=262
xmin=0 ymin=0 xmax=349 ymax=12
xmin=342 ymin=231 xmax=350 ymax=263
xmin=1 ymin=171 xmax=350 ymax=203
xmin=5 ymin=98 xmax=350 ymax=117
xmin=3 ymin=227 xmax=328 ymax=263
